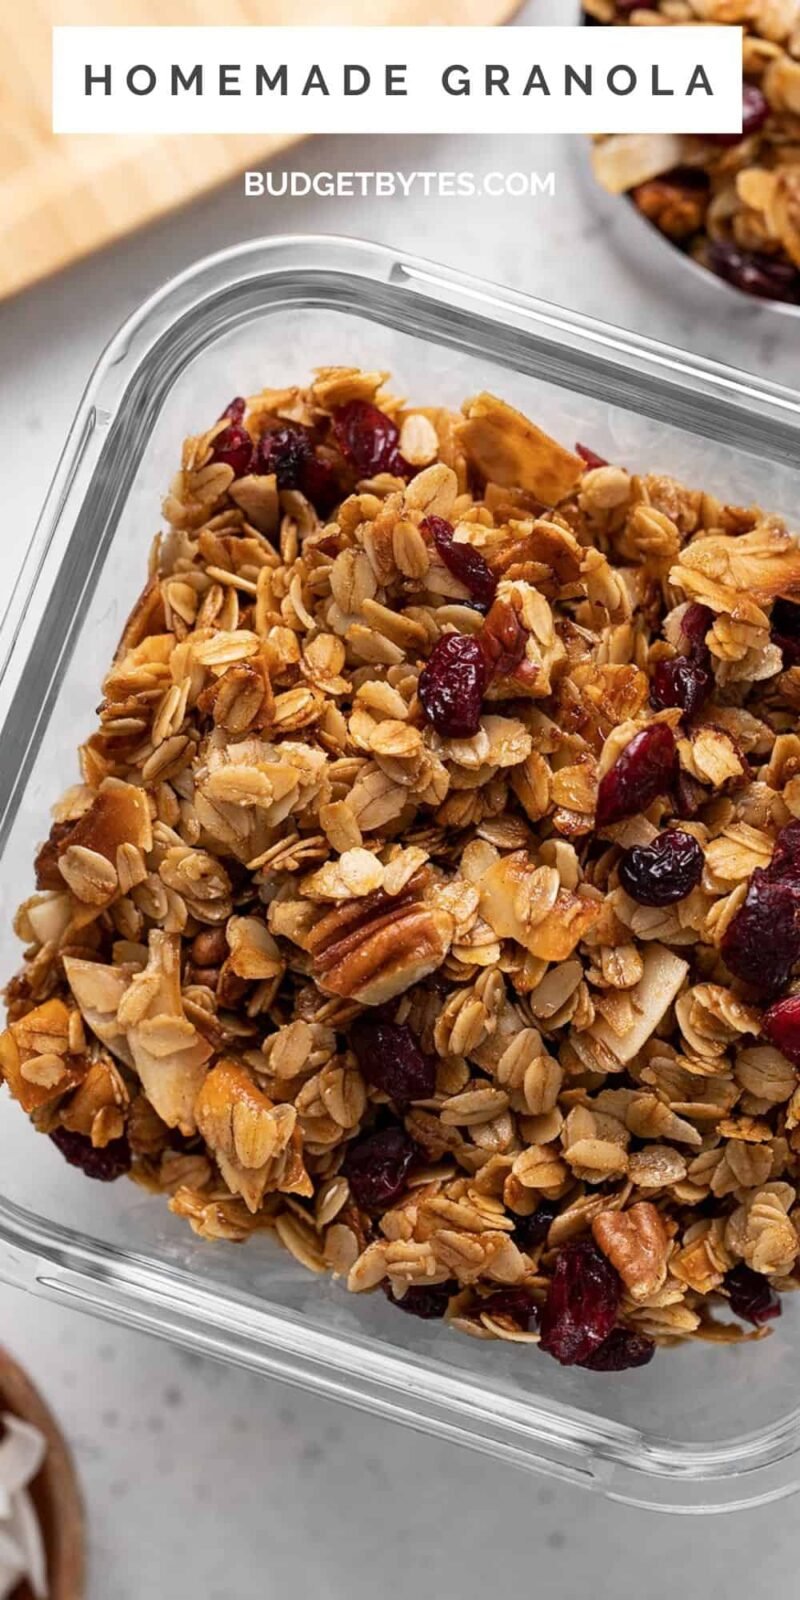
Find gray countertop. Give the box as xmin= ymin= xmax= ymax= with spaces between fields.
xmin=1 ymin=3 xmax=799 ymax=1592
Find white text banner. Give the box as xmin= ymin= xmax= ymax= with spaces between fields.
xmin=52 ymin=26 xmax=743 ymax=137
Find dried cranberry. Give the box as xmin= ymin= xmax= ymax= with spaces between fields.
xmin=220 ymin=396 xmax=246 ymax=423
xmin=49 ymin=1127 xmax=132 ymax=1182
xmin=424 ymin=516 xmax=497 ymax=609
xmin=478 ymin=1288 xmax=539 ymax=1332
xmin=767 ymin=820 xmax=800 ymax=880
xmin=513 ymin=1200 xmax=558 ymax=1252
xmin=595 ymin=724 xmax=677 ymax=830
xmin=342 ymin=1124 xmax=418 ymax=1211
xmin=540 ymin=1241 xmax=621 ymax=1366
xmin=254 ymin=423 xmax=340 ymax=513
xmin=655 ymin=165 xmax=710 ymax=194
xmin=256 ymin=422 xmax=313 ymax=488
xmin=615 ymin=0 xmax=657 ymax=11
xmin=679 ymin=603 xmax=714 ymax=650
xmin=770 ymin=599 xmax=800 ymax=666
xmin=332 ymin=400 xmax=411 ymax=480
xmin=650 ymin=656 xmax=711 ymax=720
xmin=210 ymin=410 xmax=254 ymax=479
xmin=298 ymin=453 xmax=340 ymax=516
xmin=741 ymin=83 xmax=770 ymax=136
xmin=418 ymin=633 xmax=490 ymax=739
xmin=763 ymin=994 xmax=800 ymax=1065
xmin=707 ymin=84 xmax=769 ymax=147
xmin=384 ymin=1280 xmax=456 ymax=1319
xmin=674 ymin=770 xmax=706 ymax=821
xmin=350 ymin=1017 xmax=436 ymax=1104
xmin=722 ymin=872 xmax=800 ymax=993
xmin=706 ymin=242 xmax=800 ymax=304
xmin=725 ymin=1263 xmax=781 ymax=1326
xmin=575 ymin=442 xmax=609 ymax=470
xmin=619 ymin=828 xmax=704 ymax=907
xmin=651 ymin=609 xmax=712 ymax=720
xmin=578 ymin=1327 xmax=656 ymax=1372
xmin=723 ymin=823 xmax=800 ymax=992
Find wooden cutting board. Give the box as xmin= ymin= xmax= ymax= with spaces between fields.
xmin=2 ymin=0 xmax=519 ymax=302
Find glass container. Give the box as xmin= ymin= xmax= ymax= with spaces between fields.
xmin=3 ymin=235 xmax=800 ymax=1512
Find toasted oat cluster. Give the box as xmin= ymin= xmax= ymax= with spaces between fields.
xmin=5 ymin=370 xmax=800 ymax=1370
xmin=586 ymin=0 xmax=800 ymax=305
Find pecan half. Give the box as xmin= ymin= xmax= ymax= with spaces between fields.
xmin=632 ymin=176 xmax=709 ymax=242
xmin=592 ymin=1201 xmax=671 ymax=1302
xmin=308 ymin=881 xmax=453 ymax=1005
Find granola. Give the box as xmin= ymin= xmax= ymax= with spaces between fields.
xmin=586 ymin=0 xmax=800 ymax=305
xmin=4 ymin=371 xmax=800 ymax=1371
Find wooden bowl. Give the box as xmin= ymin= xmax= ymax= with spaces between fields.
xmin=0 ymin=1350 xmax=84 ymax=1600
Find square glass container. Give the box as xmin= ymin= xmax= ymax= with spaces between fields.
xmin=3 ymin=235 xmax=800 ymax=1514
